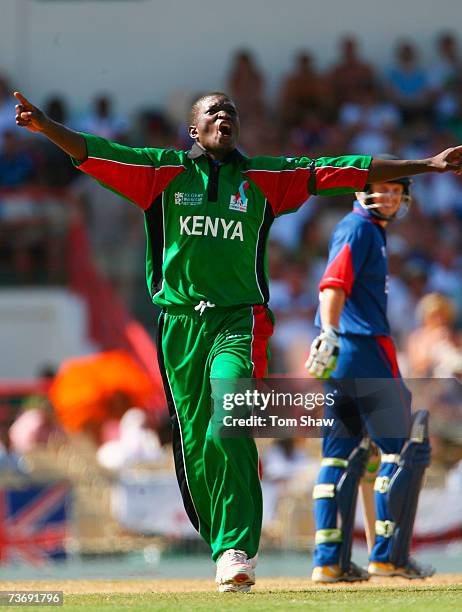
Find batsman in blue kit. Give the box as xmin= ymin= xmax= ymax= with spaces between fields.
xmin=306 ymin=158 xmax=434 ymax=582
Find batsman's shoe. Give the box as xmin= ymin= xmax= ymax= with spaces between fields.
xmin=312 ymin=561 xmax=369 ymax=583
xmin=216 ymin=549 xmax=256 ymax=593
xmin=368 ymin=557 xmax=435 ymax=579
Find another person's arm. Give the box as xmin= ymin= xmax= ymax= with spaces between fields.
xmin=319 ymin=287 xmax=346 ymax=330
xmin=14 ymin=92 xmax=87 ymax=162
xmin=305 ymin=223 xmax=369 ymax=379
xmin=305 ymin=288 xmax=345 ymax=379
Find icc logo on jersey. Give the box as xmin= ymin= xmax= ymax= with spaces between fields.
xmin=174 ymin=192 xmax=203 ymax=206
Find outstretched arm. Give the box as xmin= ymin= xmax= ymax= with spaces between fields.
xmin=14 ymin=91 xmax=87 ymax=162
xmin=368 ymin=147 xmax=462 ymax=182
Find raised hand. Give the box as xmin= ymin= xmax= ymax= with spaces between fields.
xmin=430 ymin=145 xmax=462 ymax=175
xmin=14 ymin=91 xmax=48 ymax=133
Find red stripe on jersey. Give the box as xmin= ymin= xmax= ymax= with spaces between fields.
xmin=319 ymin=243 xmax=355 ymax=296
xmin=79 ymin=158 xmax=184 ymax=210
xmin=376 ymin=336 xmax=400 ymax=378
xmin=244 ymin=168 xmax=311 ymax=215
xmin=316 ymin=165 xmax=369 ymax=191
xmin=251 ymin=305 xmax=273 ymax=378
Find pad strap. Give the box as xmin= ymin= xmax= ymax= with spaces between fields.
xmin=381 ymin=454 xmax=400 ymax=464
xmin=313 ymin=483 xmax=336 ymax=499
xmin=375 ymin=520 xmax=395 ymax=537
xmin=315 ymin=528 xmax=343 ymax=544
xmin=374 ymin=476 xmax=391 ymax=493
xmin=321 ymin=458 xmax=348 ymax=468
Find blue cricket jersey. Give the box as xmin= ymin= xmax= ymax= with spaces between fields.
xmin=315 ymin=202 xmax=390 ymax=336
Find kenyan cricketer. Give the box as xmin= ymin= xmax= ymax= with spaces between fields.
xmin=14 ymin=90 xmax=462 ymax=591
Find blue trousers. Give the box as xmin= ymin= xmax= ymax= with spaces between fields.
xmin=313 ymin=334 xmax=412 ymax=566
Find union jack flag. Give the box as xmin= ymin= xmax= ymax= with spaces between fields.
xmin=0 ymin=482 xmax=71 ymax=565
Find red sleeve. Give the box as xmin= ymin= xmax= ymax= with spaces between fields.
xmin=243 ymin=155 xmax=371 ymax=217
xmin=244 ymin=167 xmax=312 ymax=216
xmin=74 ymin=134 xmax=185 ymax=210
xmin=319 ymin=243 xmax=355 ymax=296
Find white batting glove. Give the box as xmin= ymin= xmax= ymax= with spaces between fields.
xmin=305 ymin=325 xmax=340 ymax=379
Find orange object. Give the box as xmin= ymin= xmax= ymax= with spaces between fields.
xmin=49 ymin=350 xmax=157 ymax=435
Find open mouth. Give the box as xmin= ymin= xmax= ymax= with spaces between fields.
xmin=218 ymin=123 xmax=232 ymax=137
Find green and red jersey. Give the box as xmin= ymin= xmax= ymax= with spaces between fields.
xmin=74 ymin=134 xmax=372 ymax=307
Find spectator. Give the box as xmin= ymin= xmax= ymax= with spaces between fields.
xmin=443 ymin=82 xmax=462 ymax=141
xmin=45 ymin=96 xmax=69 ymax=125
xmin=386 ymin=235 xmax=416 ymax=343
xmin=271 ymin=201 xmax=314 ymax=251
xmin=431 ymin=33 xmax=462 ymax=124
xmin=279 ymin=51 xmax=333 ymax=126
xmin=18 ymin=96 xmax=76 ymax=188
xmin=285 ymin=110 xmax=336 ymax=157
xmin=77 ymin=94 xmax=129 ymax=141
xmin=132 ymin=109 xmax=175 ymax=149
xmin=339 ymin=81 xmax=401 ymax=132
xmin=427 ymin=242 xmax=462 ymax=298
xmin=97 ymin=408 xmax=163 ymax=471
xmin=0 ymin=130 xmax=34 ymax=187
xmin=339 ymin=81 xmax=401 ymax=154
xmin=385 ymin=41 xmax=432 ymax=121
xmin=9 ymin=396 xmax=64 ymax=454
xmin=0 ymin=404 xmax=29 ymax=475
xmin=407 ymin=293 xmax=462 ymax=377
xmin=227 ymin=49 xmax=265 ymax=120
xmin=71 ymin=172 xmax=146 ymax=306
xmin=328 ymin=36 xmax=376 ymax=108
xmin=401 ymin=259 xmax=430 ymax=323
xmin=270 ymin=259 xmax=318 ymax=373
xmin=430 ymin=32 xmax=462 ymax=93
xmin=398 ymin=117 xmax=435 ymax=161
xmin=418 ymin=172 xmax=462 ymax=218
xmin=238 ymin=114 xmax=282 ymax=156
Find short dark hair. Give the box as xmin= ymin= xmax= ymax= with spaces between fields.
xmin=190 ymin=92 xmax=233 ymax=125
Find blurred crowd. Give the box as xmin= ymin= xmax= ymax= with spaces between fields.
xmin=1 ymin=33 xmax=462 ymax=496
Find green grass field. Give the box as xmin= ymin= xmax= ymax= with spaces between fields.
xmin=56 ymin=587 xmax=462 ymax=611
xmin=3 ymin=578 xmax=462 ymax=611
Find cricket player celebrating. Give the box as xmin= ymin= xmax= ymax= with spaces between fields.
xmin=15 ymin=91 xmax=462 ymax=591
xmin=306 ymin=160 xmax=435 ymax=581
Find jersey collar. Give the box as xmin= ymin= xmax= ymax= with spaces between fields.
xmin=353 ymin=201 xmax=383 ymax=226
xmin=188 ymin=142 xmax=246 ymax=163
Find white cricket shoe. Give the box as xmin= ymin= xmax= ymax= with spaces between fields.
xmin=216 ymin=549 xmax=256 ymax=593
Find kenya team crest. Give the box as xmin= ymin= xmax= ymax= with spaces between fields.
xmin=229 ymin=180 xmax=249 ymax=212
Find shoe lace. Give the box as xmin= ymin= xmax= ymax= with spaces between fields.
xmin=222 ymin=549 xmax=249 ymax=565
